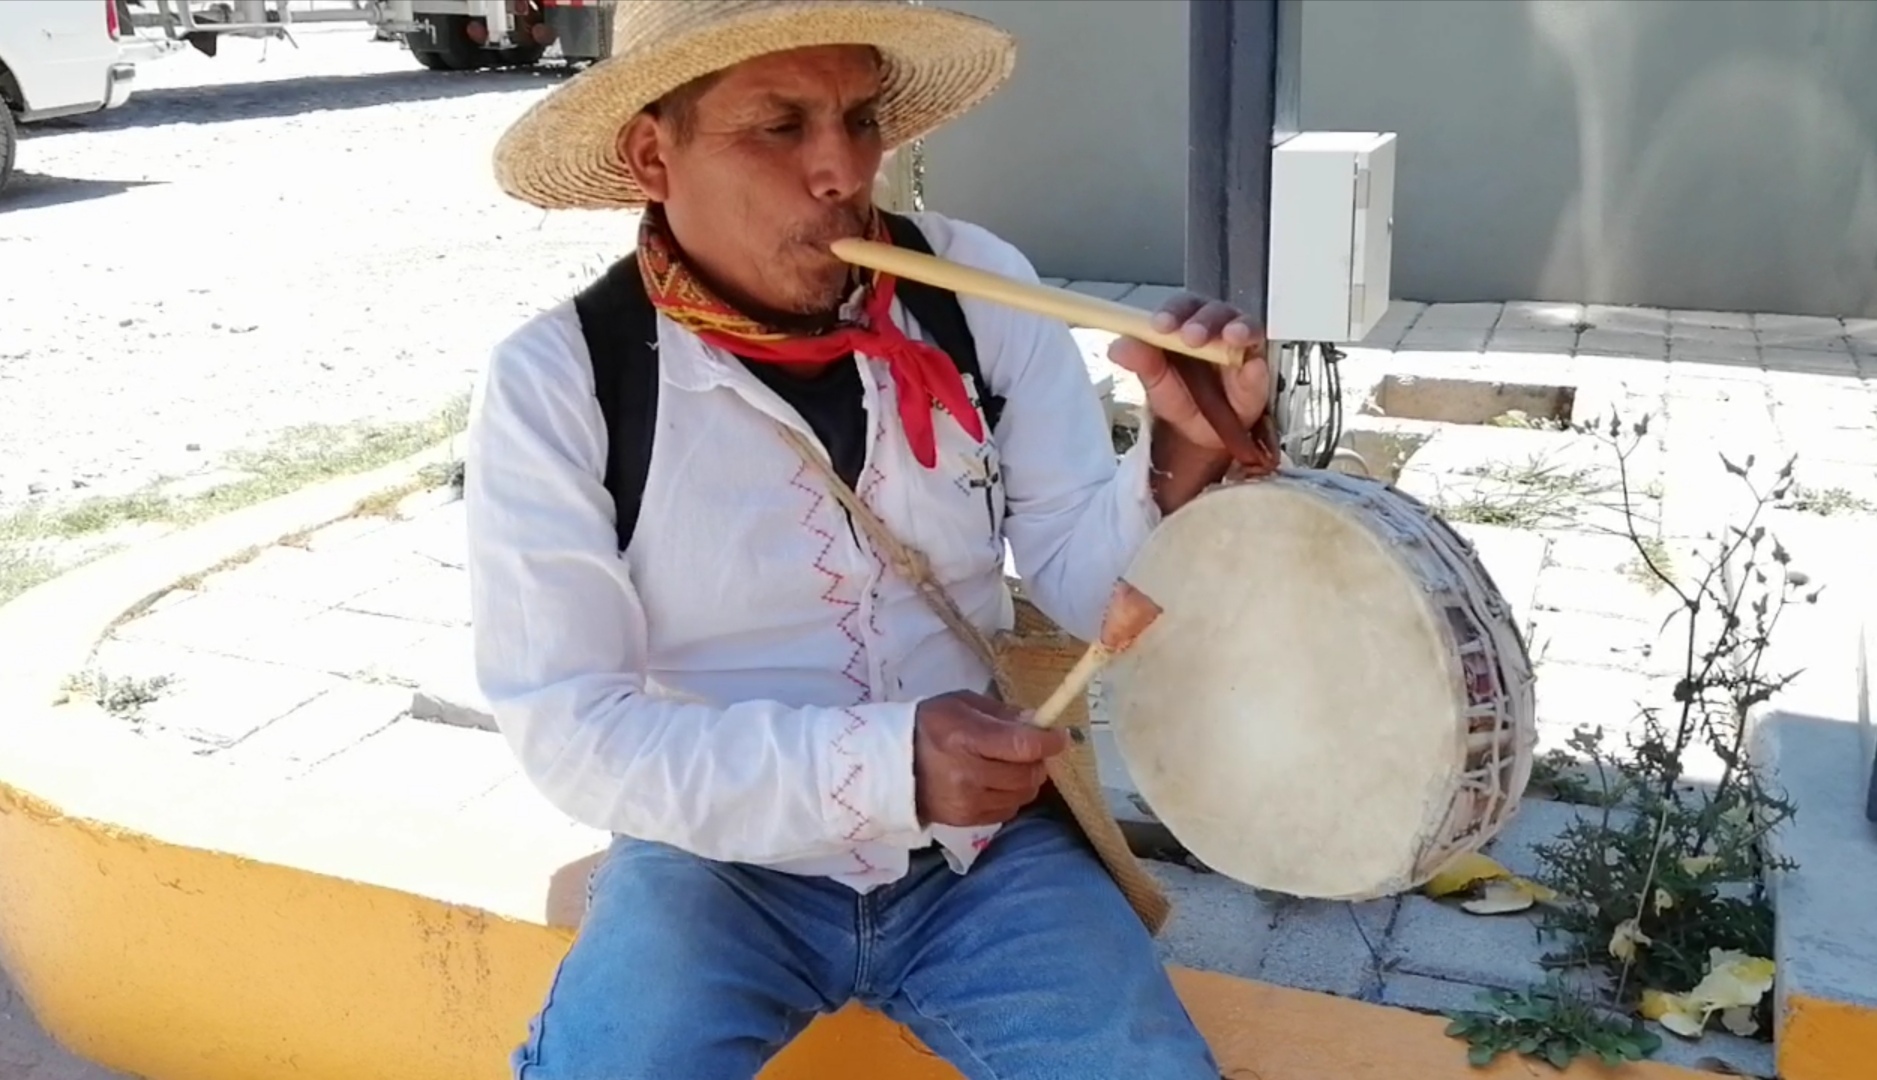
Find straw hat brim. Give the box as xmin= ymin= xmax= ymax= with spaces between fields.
xmin=493 ymin=2 xmax=1017 ymax=211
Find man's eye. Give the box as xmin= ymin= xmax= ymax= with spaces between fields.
xmin=764 ymin=120 xmax=802 ymax=135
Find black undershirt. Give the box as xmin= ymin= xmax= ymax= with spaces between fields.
xmin=740 ymin=354 xmax=869 ymax=489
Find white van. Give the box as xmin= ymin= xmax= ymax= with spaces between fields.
xmin=0 ymin=1 xmax=137 ymax=195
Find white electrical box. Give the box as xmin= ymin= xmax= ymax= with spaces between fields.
xmin=1265 ymin=131 xmax=1397 ymax=344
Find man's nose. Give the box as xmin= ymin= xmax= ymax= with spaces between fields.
xmin=803 ymin=122 xmax=874 ymax=202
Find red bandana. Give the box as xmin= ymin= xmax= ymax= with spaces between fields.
xmin=635 ymin=206 xmax=985 ymax=468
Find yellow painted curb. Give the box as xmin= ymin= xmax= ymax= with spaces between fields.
xmin=0 ymin=770 xmax=1732 ymax=1080
xmin=1780 ymin=994 xmax=1877 ymax=1080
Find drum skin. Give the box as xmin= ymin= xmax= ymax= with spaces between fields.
xmin=1104 ymin=470 xmax=1531 ymax=901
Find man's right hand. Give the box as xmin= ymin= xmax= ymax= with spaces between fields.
xmin=912 ymin=690 xmax=1070 ymax=827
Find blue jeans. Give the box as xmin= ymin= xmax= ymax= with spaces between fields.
xmin=512 ymin=804 xmax=1220 ymax=1080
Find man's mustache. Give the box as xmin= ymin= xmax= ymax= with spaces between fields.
xmin=793 ymin=204 xmax=872 ymax=247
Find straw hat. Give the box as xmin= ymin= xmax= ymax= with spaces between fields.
xmin=493 ymin=0 xmax=1017 ymax=211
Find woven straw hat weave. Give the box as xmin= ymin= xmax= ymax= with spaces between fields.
xmin=492 ymin=0 xmax=1017 ymax=211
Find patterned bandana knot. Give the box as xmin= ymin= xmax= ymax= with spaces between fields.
xmin=636 ymin=206 xmax=985 ymax=468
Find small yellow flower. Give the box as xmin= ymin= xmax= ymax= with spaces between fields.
xmin=1609 ymin=918 xmax=1652 ymax=962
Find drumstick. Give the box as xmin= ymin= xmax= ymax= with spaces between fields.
xmin=830 ymin=238 xmax=1245 ymax=369
xmin=1029 ymin=580 xmax=1164 ymax=730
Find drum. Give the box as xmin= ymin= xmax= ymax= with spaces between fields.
xmin=1101 ymin=467 xmax=1538 ymax=901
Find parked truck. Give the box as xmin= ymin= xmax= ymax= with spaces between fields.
xmin=0 ymin=0 xmax=139 ymax=196
xmin=125 ymin=0 xmax=616 ymax=70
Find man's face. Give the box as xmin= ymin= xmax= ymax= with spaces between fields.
xmin=622 ymin=45 xmax=887 ymax=321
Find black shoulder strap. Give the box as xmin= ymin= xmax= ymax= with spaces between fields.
xmin=573 ymin=216 xmax=993 ymax=554
xmin=573 ymin=252 xmax=660 ymax=554
xmin=878 ymin=211 xmax=1005 ymax=432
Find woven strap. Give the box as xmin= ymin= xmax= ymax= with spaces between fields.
xmin=773 ymin=423 xmax=1172 ymax=935
xmin=774 ymin=425 xmax=1005 ymax=680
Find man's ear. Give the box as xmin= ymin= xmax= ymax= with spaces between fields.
xmin=618 ymin=113 xmax=669 ymax=202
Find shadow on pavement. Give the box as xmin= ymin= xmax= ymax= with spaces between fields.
xmin=34 ymin=63 xmax=575 ymax=135
xmin=0 ymin=174 xmax=166 ymax=213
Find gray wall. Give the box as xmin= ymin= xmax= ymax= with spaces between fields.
xmin=923 ymin=0 xmax=1191 ymax=286
xmin=924 ymin=0 xmax=1877 ymax=319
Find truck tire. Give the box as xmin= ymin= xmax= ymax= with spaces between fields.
xmin=0 ymin=105 xmax=16 ymax=198
xmin=406 ymin=13 xmax=488 ymax=72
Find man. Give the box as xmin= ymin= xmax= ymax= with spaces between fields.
xmin=466 ymin=2 xmax=1272 ymax=1078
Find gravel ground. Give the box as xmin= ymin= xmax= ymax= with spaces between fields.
xmin=0 ymin=25 xmax=632 ymax=521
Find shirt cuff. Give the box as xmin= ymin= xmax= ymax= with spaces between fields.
xmin=825 ymin=700 xmax=924 ymax=844
xmin=1111 ymin=421 xmax=1165 ymax=554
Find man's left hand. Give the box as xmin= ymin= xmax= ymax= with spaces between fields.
xmin=1106 ymin=294 xmax=1272 ymax=456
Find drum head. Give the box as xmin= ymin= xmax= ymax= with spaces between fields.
xmin=1106 ymin=479 xmax=1467 ymax=900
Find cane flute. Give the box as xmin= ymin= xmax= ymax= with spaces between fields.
xmin=830 ymin=238 xmax=1245 ymax=369
xmin=1028 ymin=580 xmax=1165 ymax=730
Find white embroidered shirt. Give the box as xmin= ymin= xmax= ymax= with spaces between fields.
xmin=463 ymin=211 xmax=1163 ymax=892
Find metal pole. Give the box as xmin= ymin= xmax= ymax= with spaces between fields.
xmin=1185 ymin=0 xmax=1302 ymax=320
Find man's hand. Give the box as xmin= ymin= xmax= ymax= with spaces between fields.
xmin=913 ymin=690 xmax=1068 ymax=827
xmin=1106 ymin=294 xmax=1276 ymax=512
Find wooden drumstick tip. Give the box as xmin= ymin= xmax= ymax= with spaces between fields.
xmin=1029 ymin=579 xmax=1164 ymax=730
xmin=1098 ymin=579 xmax=1164 ymax=653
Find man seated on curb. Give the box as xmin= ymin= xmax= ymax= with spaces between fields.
xmin=464 ymin=2 xmax=1272 ymax=1078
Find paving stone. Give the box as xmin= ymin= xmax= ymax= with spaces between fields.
xmin=1761 ymin=346 xmax=1860 ymax=378
xmin=1481 ymin=796 xmax=1628 ymax=879
xmin=1782 ymin=460 xmax=1877 ymax=505
xmin=109 ymin=589 xmax=328 ymax=659
xmin=1527 ymin=609 xmax=1671 ymax=674
xmin=377 ymin=624 xmax=493 ymax=729
xmin=341 ymin=562 xmax=471 ymax=627
xmin=1063 ymin=280 xmax=1132 ymax=302
xmin=1539 ymin=529 xmax=1650 ymax=573
xmin=1451 ymin=522 xmax=1549 ymax=637
xmin=1398 ymin=325 xmax=1489 ymax=353
xmin=227 ymin=607 xmax=445 ymax=678
xmin=300 ymin=716 xmax=519 ymax=810
xmin=1668 ymin=339 xmax=1759 ymax=368
xmin=1670 ymin=309 xmax=1755 ymax=332
xmin=1415 ymin=302 xmax=1503 ymax=329
xmin=83 ymin=637 xmax=343 ymax=749
xmin=1583 ymin=304 xmax=1668 ymax=334
xmin=1754 ymin=312 xmax=1846 ymax=351
xmin=1532 ymin=661 xmax=1676 ymax=744
xmin=1114 ymin=283 xmax=1182 ymax=312
xmin=1146 ymin=863 xmax=1278 ymax=981
xmin=217 ymin=679 xmax=413 ymax=776
xmin=404 ymin=500 xmax=469 ymax=569
xmin=1357 ymin=301 xmax=1423 ymax=349
xmin=1482 ymin=327 xmax=1577 ymax=356
xmin=198 ymin=541 xmax=410 ymax=608
xmin=1531 ymin=564 xmax=1679 ymax=625
xmin=1498 ymin=301 xmax=1583 ymax=330
xmin=1578 ymin=329 xmax=1667 ymax=360
xmin=1256 ymin=897 xmax=1398 ymax=1000
xmin=1786 ymin=428 xmax=1877 ymax=467
xmin=393 ymin=486 xmax=460 ymax=521
xmin=296 ymin=513 xmax=393 ymax=552
xmin=1380 ymin=971 xmax=1494 ymax=1016
xmin=1765 ymin=370 xmax=1876 ymax=412
xmin=1385 ymin=895 xmax=1552 ymax=992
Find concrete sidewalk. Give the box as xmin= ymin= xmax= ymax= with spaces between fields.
xmin=1 ymin=963 xmax=128 ymax=1080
